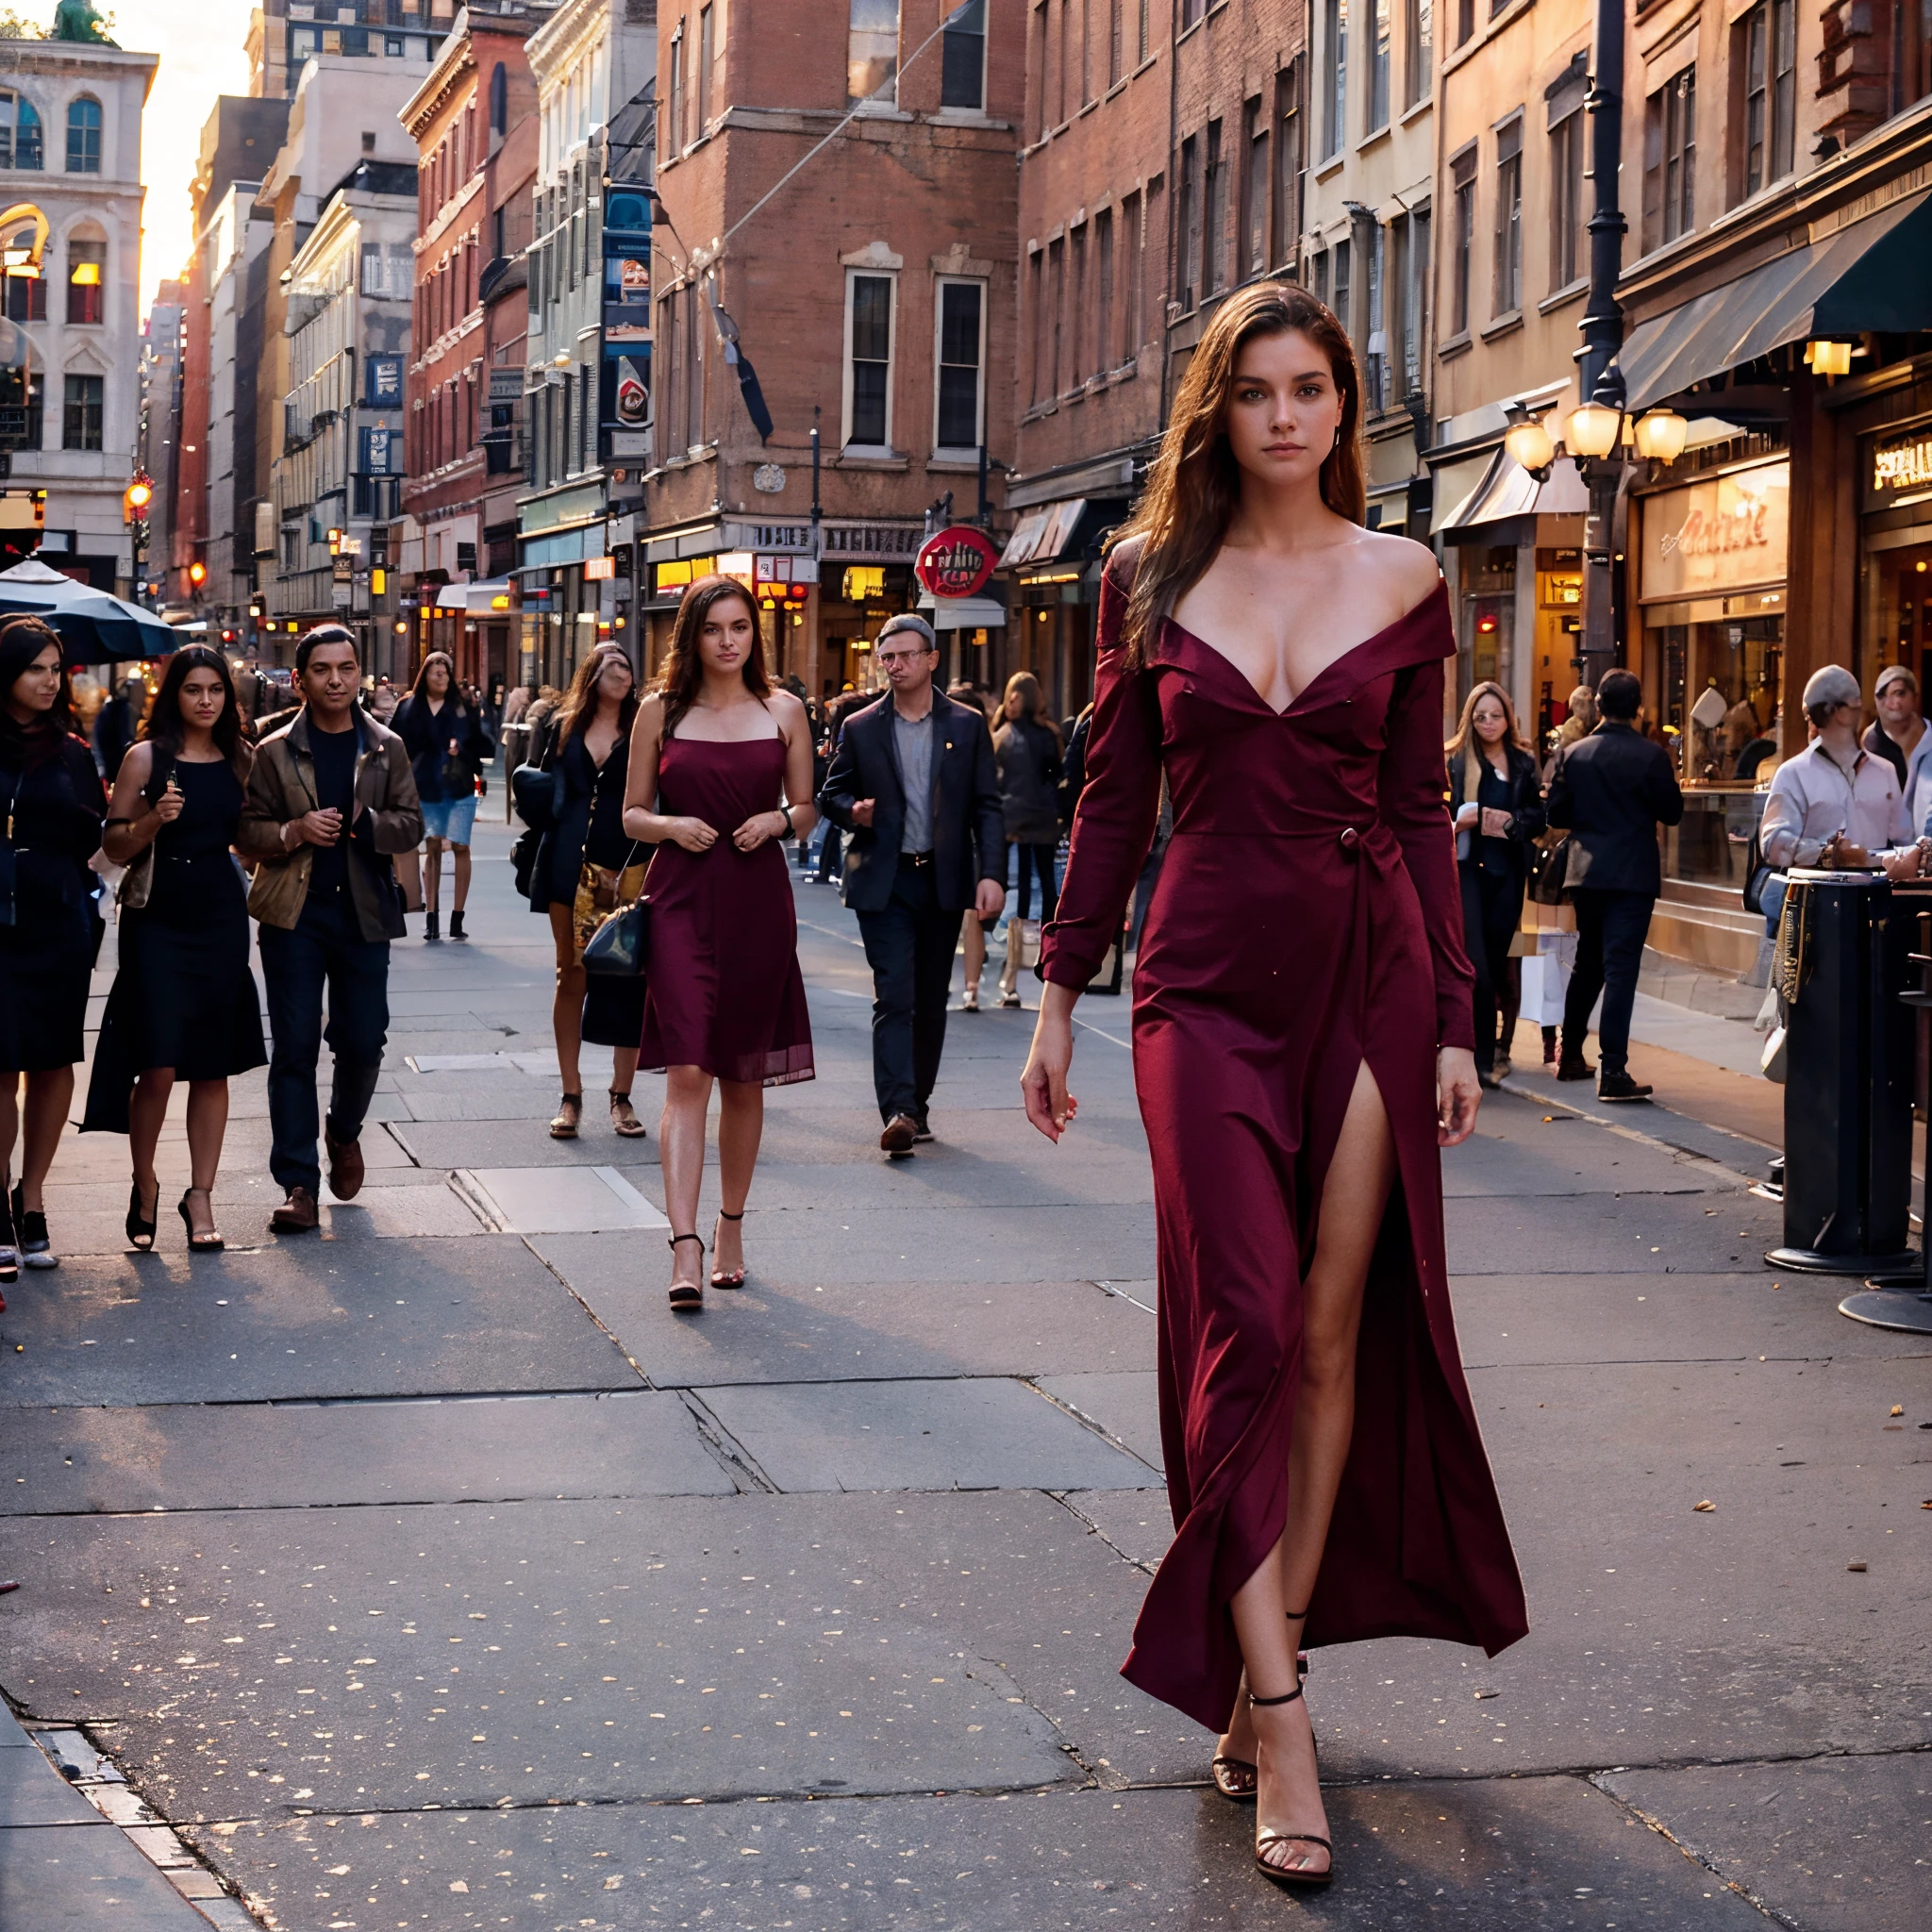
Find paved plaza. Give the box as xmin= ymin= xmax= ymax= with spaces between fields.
xmin=0 ymin=817 xmax=1927 ymax=1931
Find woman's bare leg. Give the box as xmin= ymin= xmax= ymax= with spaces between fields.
xmin=659 ymin=1064 xmax=712 ymax=1290
xmin=548 ymin=905 xmax=585 ymax=1099
xmin=182 ymin=1079 xmax=230 ymax=1238
xmin=20 ymin=1068 xmax=75 ymax=1213
xmin=450 ymin=841 xmax=472 ymax=912
xmin=128 ymin=1069 xmax=175 ymax=1221
xmin=962 ymin=917 xmax=985 ymax=999
xmin=711 ymin=1078 xmax=764 ymax=1277
xmin=1224 ymin=1062 xmax=1396 ymax=1875
xmin=422 ymin=837 xmax=444 ymax=914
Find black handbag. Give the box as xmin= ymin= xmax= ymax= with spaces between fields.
xmin=1740 ymin=826 xmax=1774 ymax=915
xmin=1530 ymin=833 xmax=1572 ymax=907
xmin=510 ymin=761 xmax=563 ymax=831
xmin=582 ymin=893 xmax=650 ymax=976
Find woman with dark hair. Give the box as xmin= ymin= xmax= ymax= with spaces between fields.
xmin=86 ymin=646 xmax=267 ymax=1250
xmin=1445 ymin=681 xmax=1545 ymax=1087
xmin=991 ymin=670 xmax=1064 ymax=1008
xmin=0 ymin=618 xmax=108 ymax=1286
xmin=528 ymin=643 xmax=649 ymax=1139
xmin=1020 ymin=283 xmax=1525 ymax=1888
xmin=394 ymin=651 xmax=492 ymax=941
xmin=623 ymin=576 xmax=816 ymax=1311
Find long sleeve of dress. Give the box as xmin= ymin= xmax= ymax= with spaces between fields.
xmin=1380 ymin=656 xmax=1477 ymax=1051
xmin=1038 ymin=565 xmax=1162 ymax=991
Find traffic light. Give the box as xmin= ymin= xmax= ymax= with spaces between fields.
xmin=187 ymin=560 xmax=207 ymax=588
xmin=123 ymin=475 xmax=153 ymax=523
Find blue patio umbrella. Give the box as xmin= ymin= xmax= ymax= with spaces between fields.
xmin=0 ymin=558 xmax=181 ymax=665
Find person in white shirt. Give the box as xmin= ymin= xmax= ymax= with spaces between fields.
xmin=1759 ymin=664 xmax=1923 ymax=878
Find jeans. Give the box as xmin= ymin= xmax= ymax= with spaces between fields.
xmin=259 ymin=891 xmax=391 ymax=1195
xmin=856 ymin=855 xmax=964 ymax=1124
xmin=1562 ymin=888 xmax=1655 ymax=1077
xmin=1459 ymin=862 xmax=1524 ymax=1073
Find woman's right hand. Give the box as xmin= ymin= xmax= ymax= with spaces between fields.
xmin=152 ymin=787 xmax=185 ymax=824
xmin=667 ymin=816 xmax=718 ymax=854
xmin=1021 ymin=987 xmax=1079 ymax=1141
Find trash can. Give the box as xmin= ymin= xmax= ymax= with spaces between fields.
xmin=1767 ymin=869 xmax=1919 ymax=1273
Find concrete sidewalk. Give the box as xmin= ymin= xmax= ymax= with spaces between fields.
xmin=1 ymin=821 xmax=1926 ymax=1930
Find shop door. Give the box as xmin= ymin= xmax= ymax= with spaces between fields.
xmin=1867 ymin=541 xmax=1932 ymax=692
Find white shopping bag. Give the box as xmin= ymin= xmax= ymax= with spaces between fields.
xmin=1517 ymin=933 xmax=1578 ymax=1026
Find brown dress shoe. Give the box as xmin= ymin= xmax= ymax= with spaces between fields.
xmin=270 ymin=1186 xmax=320 ymax=1233
xmin=879 ymin=1113 xmax=919 ymax=1154
xmin=325 ymin=1124 xmax=365 ymax=1201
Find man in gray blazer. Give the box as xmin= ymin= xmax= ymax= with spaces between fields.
xmin=817 ymin=615 xmax=1007 ymax=1152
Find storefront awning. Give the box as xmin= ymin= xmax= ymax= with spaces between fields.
xmin=999 ymin=497 xmax=1087 ymax=569
xmin=1620 ymin=190 xmax=1932 ymax=409
xmin=915 ymin=592 xmax=1007 ymax=630
xmin=434 ymin=578 xmax=515 ymax=612
xmin=1432 ymin=448 xmax=1590 ymax=535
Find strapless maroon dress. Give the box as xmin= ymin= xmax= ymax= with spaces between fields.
xmin=1040 ymin=541 xmax=1527 ymax=1734
xmin=639 ymin=733 xmax=814 ymax=1088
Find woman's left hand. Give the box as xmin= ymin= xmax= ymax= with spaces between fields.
xmin=731 ymin=809 xmax=790 ymax=853
xmin=1437 ymin=1046 xmax=1481 ymax=1147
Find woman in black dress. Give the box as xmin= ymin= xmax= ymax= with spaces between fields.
xmin=394 ymin=651 xmax=493 ymax=941
xmin=528 ymin=644 xmax=648 ymax=1140
xmin=87 ymin=646 xmax=267 ymax=1251
xmin=0 ymin=618 xmax=108 ymax=1287
xmin=1445 ymin=680 xmax=1545 ymax=1087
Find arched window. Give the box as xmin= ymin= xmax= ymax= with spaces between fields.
xmin=0 ymin=92 xmax=43 ymax=170
xmin=66 ymin=96 xmax=102 ymax=174
xmin=67 ymin=231 xmax=106 ymax=325
xmin=490 ymin=61 xmax=508 ymax=138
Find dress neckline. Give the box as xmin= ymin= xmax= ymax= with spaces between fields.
xmin=1163 ymin=578 xmax=1447 ymax=718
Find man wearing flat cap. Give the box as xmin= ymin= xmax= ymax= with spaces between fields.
xmin=818 ymin=614 xmax=1007 ymax=1153
xmin=1760 ymin=663 xmax=1924 ymax=882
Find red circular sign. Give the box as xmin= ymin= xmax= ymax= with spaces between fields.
xmin=914 ymin=525 xmax=1000 ymax=600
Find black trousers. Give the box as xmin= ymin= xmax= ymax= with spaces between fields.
xmin=1562 ymin=888 xmax=1655 ymax=1077
xmin=856 ymin=855 xmax=965 ymax=1124
xmin=1458 ymin=862 xmax=1524 ymax=1072
xmin=259 ymin=891 xmax=390 ymax=1196
xmin=1011 ymin=841 xmax=1058 ymax=921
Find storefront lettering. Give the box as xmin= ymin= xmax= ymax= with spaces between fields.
xmin=1872 ymin=435 xmax=1932 ymax=495
xmin=1659 ymin=500 xmax=1771 ymax=560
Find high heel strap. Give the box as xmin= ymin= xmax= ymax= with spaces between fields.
xmin=1248 ymin=1683 xmax=1305 ymax=1708
xmin=716 ymin=1209 xmax=744 ymax=1222
xmin=667 ymin=1233 xmax=704 ymax=1250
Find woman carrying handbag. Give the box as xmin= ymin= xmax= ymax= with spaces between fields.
xmin=394 ymin=652 xmax=492 ymax=941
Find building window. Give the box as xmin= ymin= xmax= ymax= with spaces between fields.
xmin=0 ymin=370 xmax=42 ymax=448
xmin=697 ymin=6 xmax=714 ymax=131
xmin=1402 ymin=206 xmax=1429 ymax=395
xmin=1492 ymin=117 xmax=1522 ymax=315
xmin=1369 ymin=0 xmax=1391 ymax=132
xmin=684 ymin=283 xmax=705 ymax=451
xmin=1120 ymin=190 xmax=1142 ymax=362
xmin=1178 ymin=134 xmax=1200 ymax=311
xmin=668 ymin=22 xmax=685 ymax=154
xmin=1738 ymin=0 xmax=1795 ymax=199
xmin=0 ymin=91 xmax=44 ymax=171
xmin=1096 ymin=207 xmax=1116 ymax=368
xmin=1550 ymin=106 xmax=1585 ymax=291
xmin=1205 ymin=119 xmax=1226 ymax=296
xmin=844 ymin=269 xmax=894 ymax=447
xmin=1028 ymin=2 xmax=1047 ymax=142
xmin=1273 ymin=62 xmax=1301 ymax=266
xmin=66 ymin=239 xmax=103 ymax=325
xmin=1070 ymin=222 xmax=1088 ymax=384
xmin=1364 ymin=221 xmax=1386 ymax=411
xmin=1324 ymin=0 xmax=1348 ymax=159
xmin=62 ymin=373 xmax=102 ymax=450
xmin=1138 ymin=0 xmax=1151 ymax=62
xmin=1450 ymin=144 xmax=1476 ymax=334
xmin=1241 ymin=97 xmax=1269 ymax=280
xmin=1048 ymin=235 xmax=1065 ymax=396
xmin=849 ymin=0 xmax=899 ymax=107
xmin=1108 ymin=0 xmax=1124 ymax=87
xmin=941 ymin=0 xmax=986 ymax=109
xmin=1332 ymin=235 xmax=1352 ymax=341
xmin=1182 ymin=0 xmax=1206 ymax=24
xmin=1028 ymin=249 xmax=1048 ymax=403
xmin=1311 ymin=245 xmax=1328 ymax=306
xmin=935 ymin=277 xmax=985 ymax=449
xmin=1456 ymin=0 xmax=1473 ymax=49
xmin=1642 ymin=66 xmax=1695 ymax=252
xmin=65 ymin=95 xmax=101 ymax=174
xmin=4 ymin=261 xmax=45 ymax=322
xmin=1405 ymin=0 xmax=1432 ymax=109
xmin=489 ymin=60 xmax=508 ymax=137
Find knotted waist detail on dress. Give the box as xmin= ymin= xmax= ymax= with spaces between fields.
xmin=1167 ymin=818 xmax=1401 ymax=865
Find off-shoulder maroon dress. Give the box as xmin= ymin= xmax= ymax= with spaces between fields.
xmin=639 ymin=732 xmax=814 ymax=1088
xmin=1039 ymin=543 xmax=1527 ymax=1734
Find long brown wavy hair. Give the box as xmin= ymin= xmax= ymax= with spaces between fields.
xmin=1445 ymin=679 xmax=1528 ymax=761
xmin=553 ymin=642 xmax=639 ymax=746
xmin=656 ymin=575 xmax=768 ymax=738
xmin=1110 ymin=282 xmax=1367 ymax=668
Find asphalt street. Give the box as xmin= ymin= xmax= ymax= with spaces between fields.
xmin=0 ymin=813 xmax=1927 ymax=1931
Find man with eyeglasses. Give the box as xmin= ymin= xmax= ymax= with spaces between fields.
xmin=818 ymin=613 xmax=1006 ymax=1153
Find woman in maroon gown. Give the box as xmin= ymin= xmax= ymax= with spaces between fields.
xmin=1024 ymin=285 xmax=1526 ymax=1888
xmin=624 ymin=576 xmax=816 ymax=1310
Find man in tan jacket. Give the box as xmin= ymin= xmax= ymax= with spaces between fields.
xmin=239 ymin=626 xmax=422 ymax=1232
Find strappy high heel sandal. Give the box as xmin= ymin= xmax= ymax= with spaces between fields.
xmin=125 ymin=1179 xmax=158 ymax=1253
xmin=667 ymin=1232 xmax=705 ymax=1312
xmin=608 ymin=1090 xmax=647 ymax=1138
xmin=549 ymin=1091 xmax=584 ymax=1140
xmin=710 ymin=1208 xmax=746 ymax=1289
xmin=1210 ymin=1625 xmax=1310 ymax=1802
xmin=1248 ymin=1668 xmax=1333 ymax=1890
xmin=177 ymin=1188 xmax=225 ymax=1254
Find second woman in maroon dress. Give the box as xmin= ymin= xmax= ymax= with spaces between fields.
xmin=1023 ymin=285 xmax=1526 ymax=1890
xmin=625 ymin=575 xmax=816 ymax=1310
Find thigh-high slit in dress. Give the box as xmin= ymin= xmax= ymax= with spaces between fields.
xmin=1039 ymin=541 xmax=1528 ymax=1735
